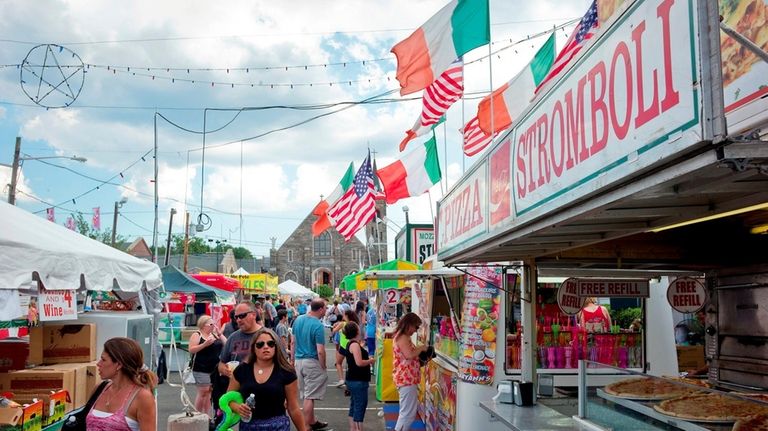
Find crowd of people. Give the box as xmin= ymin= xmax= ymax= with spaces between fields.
xmin=79 ymin=295 xmax=429 ymax=431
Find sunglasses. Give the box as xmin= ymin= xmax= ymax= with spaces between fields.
xmin=234 ymin=311 xmax=253 ymax=320
xmin=255 ymin=340 xmax=276 ymax=349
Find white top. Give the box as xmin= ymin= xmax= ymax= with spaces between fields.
xmin=91 ymin=409 xmax=140 ymax=431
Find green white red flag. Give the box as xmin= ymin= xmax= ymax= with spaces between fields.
xmin=311 ymin=163 xmax=355 ymax=237
xmin=377 ymin=134 xmax=442 ymax=204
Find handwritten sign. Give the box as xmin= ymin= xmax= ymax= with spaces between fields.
xmin=577 ymin=279 xmax=649 ymax=298
xmin=667 ymin=277 xmax=707 ymax=313
xmin=40 ymin=289 xmax=77 ymax=321
xmin=557 ymin=278 xmax=581 ymax=315
xmin=459 ymin=267 xmax=501 ymax=385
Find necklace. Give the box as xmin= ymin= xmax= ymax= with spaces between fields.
xmin=256 ymin=364 xmax=272 ymax=376
xmin=105 ymin=384 xmax=125 ymax=409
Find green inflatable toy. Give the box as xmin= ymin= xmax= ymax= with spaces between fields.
xmin=216 ymin=391 xmax=243 ymax=431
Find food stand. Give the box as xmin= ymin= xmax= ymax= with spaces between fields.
xmin=432 ymin=0 xmax=768 ymax=428
xmin=0 ymin=201 xmax=162 ymax=431
xmin=339 ymin=259 xmax=420 ymax=401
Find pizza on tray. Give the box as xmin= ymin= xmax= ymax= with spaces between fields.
xmin=603 ymin=377 xmax=696 ymax=400
xmin=654 ymin=393 xmax=768 ymax=423
xmin=733 ymin=414 xmax=768 ymax=431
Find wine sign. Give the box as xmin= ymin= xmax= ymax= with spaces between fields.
xmin=667 ymin=277 xmax=707 ymax=313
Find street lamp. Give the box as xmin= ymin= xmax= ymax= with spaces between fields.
xmin=207 ymin=239 xmax=227 ymax=273
xmin=111 ymin=198 xmax=127 ymax=247
xmin=3 ymin=137 xmax=87 ymax=204
xmin=402 ymin=205 xmax=410 ymax=226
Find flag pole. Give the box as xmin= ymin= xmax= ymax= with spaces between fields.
xmin=488 ymin=0 xmax=495 ymax=138
xmin=427 ymin=190 xmax=436 ymax=225
xmin=442 ymin=119 xmax=447 ymax=195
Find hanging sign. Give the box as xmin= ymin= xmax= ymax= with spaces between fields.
xmin=577 ymin=279 xmax=650 ymax=298
xmin=557 ymin=278 xmax=581 ymax=315
xmin=384 ymin=289 xmax=400 ymax=305
xmin=667 ymin=277 xmax=707 ymax=313
xmin=459 ymin=267 xmax=501 ymax=385
xmin=39 ymin=289 xmax=78 ymax=321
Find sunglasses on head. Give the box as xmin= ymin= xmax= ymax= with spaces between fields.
xmin=255 ymin=340 xmax=276 ymax=349
xmin=234 ymin=311 xmax=253 ymax=320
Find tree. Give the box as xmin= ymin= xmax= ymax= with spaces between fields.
xmin=315 ymin=284 xmax=333 ymax=299
xmin=70 ymin=212 xmax=127 ymax=249
xmin=222 ymin=245 xmax=253 ymax=260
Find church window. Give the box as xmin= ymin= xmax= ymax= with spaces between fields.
xmin=287 ymin=249 xmax=294 ymax=262
xmin=314 ymin=232 xmax=331 ymax=256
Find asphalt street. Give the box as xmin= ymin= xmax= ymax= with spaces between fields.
xmin=157 ymin=330 xmax=389 ymax=431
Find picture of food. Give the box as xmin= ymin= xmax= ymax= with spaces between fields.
xmin=597 ymin=0 xmax=625 ymax=24
xmin=720 ymin=0 xmax=768 ymax=89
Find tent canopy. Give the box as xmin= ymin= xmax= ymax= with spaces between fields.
xmin=278 ymin=279 xmax=318 ymax=299
xmin=161 ymin=265 xmax=234 ymax=300
xmin=232 ymin=267 xmax=249 ymax=276
xmin=191 ymin=274 xmax=240 ymax=292
xmin=0 ymin=201 xmax=162 ymax=292
xmin=340 ymin=259 xmax=421 ymax=291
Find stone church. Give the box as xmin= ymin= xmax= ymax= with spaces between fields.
xmin=270 ymin=199 xmax=387 ymax=289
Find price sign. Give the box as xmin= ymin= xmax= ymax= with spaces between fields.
xmin=667 ymin=277 xmax=707 ymax=313
xmin=557 ymin=278 xmax=581 ymax=315
xmin=384 ymin=289 xmax=400 ymax=304
xmin=40 ymin=289 xmax=78 ymax=321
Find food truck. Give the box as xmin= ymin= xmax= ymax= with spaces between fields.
xmin=428 ymin=0 xmax=768 ymax=429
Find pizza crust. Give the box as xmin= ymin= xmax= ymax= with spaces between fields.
xmin=603 ymin=377 xmax=694 ymax=400
xmin=733 ymin=414 xmax=768 ymax=431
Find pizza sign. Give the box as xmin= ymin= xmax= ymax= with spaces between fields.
xmin=557 ymin=278 xmax=581 ymax=315
xmin=667 ymin=277 xmax=707 ymax=313
xmin=40 ymin=289 xmax=78 ymax=321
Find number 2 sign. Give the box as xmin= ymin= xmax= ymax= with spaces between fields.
xmin=384 ymin=289 xmax=400 ymax=304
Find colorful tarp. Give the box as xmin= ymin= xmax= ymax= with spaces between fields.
xmin=340 ymin=259 xmax=421 ymax=291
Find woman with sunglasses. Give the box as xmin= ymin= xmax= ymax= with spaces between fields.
xmin=226 ymin=328 xmax=306 ymax=431
xmin=188 ymin=315 xmax=226 ymax=415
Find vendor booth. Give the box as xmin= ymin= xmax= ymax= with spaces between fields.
xmin=340 ymin=259 xmax=420 ymax=401
xmin=277 ymin=279 xmax=317 ymax=300
xmin=430 ymin=0 xmax=768 ymax=429
xmin=0 ymin=201 xmax=162 ymax=431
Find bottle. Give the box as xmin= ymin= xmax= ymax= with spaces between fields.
xmin=241 ymin=394 xmax=255 ymax=423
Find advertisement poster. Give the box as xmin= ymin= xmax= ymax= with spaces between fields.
xmin=458 ymin=266 xmax=501 ymax=385
xmin=720 ymin=0 xmax=768 ymax=113
xmin=489 ymin=138 xmax=512 ymax=229
xmin=423 ymin=361 xmax=457 ymax=431
xmin=39 ymin=289 xmax=78 ymax=321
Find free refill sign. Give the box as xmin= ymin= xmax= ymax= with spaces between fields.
xmin=39 ymin=289 xmax=77 ymax=321
xmin=666 ymin=277 xmax=707 ymax=313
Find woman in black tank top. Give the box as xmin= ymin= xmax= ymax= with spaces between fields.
xmin=341 ymin=322 xmax=375 ymax=430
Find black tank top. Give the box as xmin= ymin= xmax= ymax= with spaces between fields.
xmin=342 ymin=341 xmax=371 ymax=382
xmin=192 ymin=332 xmax=223 ymax=373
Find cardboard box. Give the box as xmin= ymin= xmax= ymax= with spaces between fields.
xmin=26 ymin=327 xmax=42 ymax=366
xmin=0 ymin=340 xmax=29 ymax=372
xmin=34 ymin=364 xmax=87 ymax=409
xmin=10 ymin=390 xmax=69 ymax=426
xmin=0 ymin=399 xmax=42 ymax=431
xmin=85 ymin=361 xmax=102 ymax=397
xmin=29 ymin=323 xmax=96 ymax=365
xmin=0 ymin=369 xmax=76 ymax=413
xmin=676 ymin=345 xmax=705 ymax=372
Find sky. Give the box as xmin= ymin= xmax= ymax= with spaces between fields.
xmin=0 ymin=0 xmax=591 ymax=263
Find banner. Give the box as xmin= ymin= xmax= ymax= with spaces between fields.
xmin=92 ymin=207 xmax=101 ymax=230
xmin=234 ymin=274 xmax=279 ymax=295
xmin=46 ymin=207 xmax=55 ymax=223
xmin=459 ymin=266 xmax=501 ymax=385
xmin=65 ymin=217 xmax=75 ymax=231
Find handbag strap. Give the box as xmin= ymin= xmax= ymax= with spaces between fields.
xmin=83 ymin=381 xmax=110 ymax=414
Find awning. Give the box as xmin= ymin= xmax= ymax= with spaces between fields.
xmin=0 ymin=201 xmax=162 ymax=291
xmin=161 ymin=265 xmax=234 ymax=301
xmin=340 ymin=259 xmax=421 ymax=291
xmin=191 ymin=274 xmax=240 ymax=292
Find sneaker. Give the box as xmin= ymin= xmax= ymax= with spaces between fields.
xmin=334 ymin=380 xmax=345 ymax=387
xmin=310 ymin=420 xmax=329 ymax=430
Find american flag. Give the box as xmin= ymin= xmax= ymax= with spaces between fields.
xmin=535 ymin=0 xmax=599 ymax=93
xmin=400 ymin=60 xmax=464 ymax=151
xmin=463 ymin=116 xmax=495 ymax=157
xmin=92 ymin=207 xmax=101 ymax=230
xmin=328 ymin=154 xmax=376 ymax=241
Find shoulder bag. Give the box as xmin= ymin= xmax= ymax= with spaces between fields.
xmin=62 ymin=380 xmax=109 ymax=431
xmin=182 ymin=331 xmax=201 ymax=385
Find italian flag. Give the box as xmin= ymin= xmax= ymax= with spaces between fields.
xmin=312 ymin=163 xmax=355 ymax=237
xmin=477 ymin=33 xmax=555 ymax=134
xmin=377 ymin=134 xmax=442 ymax=204
xmin=391 ymin=0 xmax=489 ymax=96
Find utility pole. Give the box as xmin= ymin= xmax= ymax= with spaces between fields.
xmin=7 ymin=137 xmax=21 ymax=204
xmin=111 ymin=198 xmax=127 ymax=247
xmin=163 ymin=208 xmax=176 ymax=266
xmin=183 ymin=212 xmax=190 ymax=272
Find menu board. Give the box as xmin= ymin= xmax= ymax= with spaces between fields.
xmin=458 ymin=266 xmax=501 ymax=385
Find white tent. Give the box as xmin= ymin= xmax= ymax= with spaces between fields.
xmin=278 ymin=279 xmax=318 ymax=299
xmin=0 ymin=201 xmax=162 ymax=292
xmin=232 ymin=267 xmax=250 ymax=276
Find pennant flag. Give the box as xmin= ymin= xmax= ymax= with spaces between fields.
xmin=312 ymin=163 xmax=355 ymax=237
xmin=65 ymin=216 xmax=76 ymax=231
xmin=92 ymin=207 xmax=101 ymax=230
xmin=328 ymin=155 xmax=376 ymax=241
xmin=535 ymin=0 xmax=599 ymax=93
xmin=400 ymin=60 xmax=463 ymax=151
xmin=378 ymin=134 xmax=442 ymax=204
xmin=477 ymin=33 xmax=555 ymax=134
xmin=46 ymin=207 xmax=55 ymax=223
xmin=463 ymin=116 xmax=495 ymax=156
xmin=391 ymin=0 xmax=489 ymax=96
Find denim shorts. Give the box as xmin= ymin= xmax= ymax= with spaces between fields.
xmin=346 ymin=380 xmax=369 ymax=422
